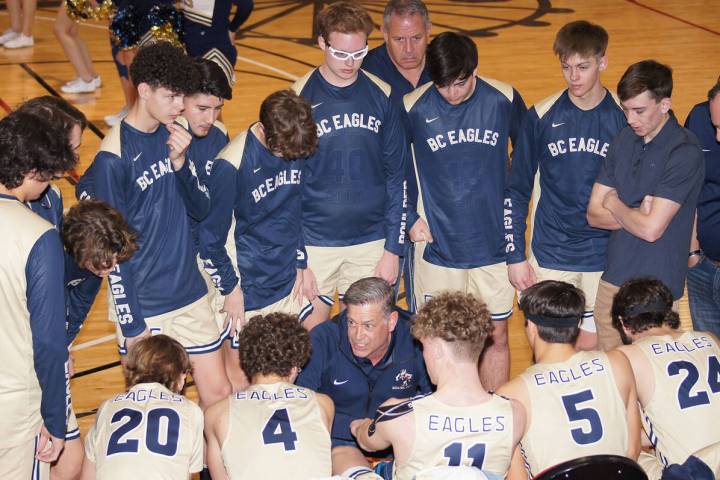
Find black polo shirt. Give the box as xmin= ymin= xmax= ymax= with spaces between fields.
xmin=595 ymin=113 xmax=704 ymax=298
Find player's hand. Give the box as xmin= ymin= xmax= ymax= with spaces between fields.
xmin=221 ymin=285 xmax=245 ymax=337
xmin=36 ymin=425 xmax=65 ymax=463
xmin=166 ymin=123 xmax=192 ymax=169
xmin=292 ymin=269 xmax=304 ymax=307
xmin=350 ymin=418 xmax=371 ymax=438
xmin=302 ymin=268 xmax=320 ymax=302
xmin=689 ymin=254 xmax=702 ymax=268
xmin=374 ymin=250 xmax=399 ymax=284
xmin=640 ymin=195 xmax=654 ymax=216
xmin=508 ymin=261 xmax=537 ymax=292
xmin=124 ymin=327 xmax=151 ymax=353
xmin=68 ymin=353 xmax=76 ymax=378
xmin=409 ymin=218 xmax=433 ymax=243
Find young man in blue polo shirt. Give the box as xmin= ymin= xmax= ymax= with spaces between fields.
xmin=685 ymin=79 xmax=720 ymax=338
xmin=296 ymin=277 xmax=431 ymax=477
xmin=587 ymin=60 xmax=705 ymax=350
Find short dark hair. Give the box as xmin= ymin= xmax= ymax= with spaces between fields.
xmin=0 ymin=111 xmax=77 ymax=189
xmin=617 ymin=60 xmax=673 ymax=102
xmin=553 ymin=20 xmax=608 ymax=61
xmin=343 ymin=277 xmax=395 ymax=316
xmin=61 ymin=199 xmax=139 ymax=272
xmin=188 ymin=58 xmax=232 ymax=100
xmin=238 ymin=313 xmax=311 ymax=380
xmin=259 ymin=90 xmax=318 ymax=160
xmin=130 ymin=41 xmax=197 ymax=94
xmin=611 ymin=277 xmax=679 ymax=340
xmin=125 ymin=334 xmax=191 ymax=393
xmin=412 ymin=291 xmax=493 ymax=361
xmin=316 ymin=1 xmax=374 ymax=41
xmin=708 ymin=82 xmax=720 ymax=101
xmin=383 ymin=0 xmax=430 ymax=26
xmin=426 ymin=32 xmax=477 ymax=87
xmin=16 ymin=95 xmax=87 ymax=132
xmin=520 ymin=280 xmax=585 ymax=344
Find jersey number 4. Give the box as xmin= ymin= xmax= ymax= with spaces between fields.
xmin=107 ymin=407 xmax=180 ymax=456
xmin=561 ymin=389 xmax=603 ymax=445
xmin=262 ymin=408 xmax=298 ymax=451
xmin=443 ymin=442 xmax=486 ymax=469
xmin=667 ymin=355 xmax=720 ymax=410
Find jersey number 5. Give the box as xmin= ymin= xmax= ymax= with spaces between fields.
xmin=561 ymin=389 xmax=603 ymax=445
xmin=107 ymin=407 xmax=180 ymax=456
xmin=667 ymin=355 xmax=720 ymax=410
xmin=262 ymin=408 xmax=298 ymax=451
xmin=443 ymin=442 xmax=486 ymax=469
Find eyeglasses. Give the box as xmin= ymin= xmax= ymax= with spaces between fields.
xmin=326 ymin=42 xmax=369 ymax=61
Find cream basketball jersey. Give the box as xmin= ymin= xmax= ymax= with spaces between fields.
xmin=222 ymin=381 xmax=331 ymax=479
xmin=394 ymin=394 xmax=514 ymax=480
xmin=519 ymin=351 xmax=628 ymax=477
xmin=84 ymin=382 xmax=204 ymax=479
xmin=635 ymin=332 xmax=720 ymax=467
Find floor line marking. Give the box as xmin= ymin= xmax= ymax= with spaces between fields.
xmin=71 ymin=333 xmax=116 ymax=351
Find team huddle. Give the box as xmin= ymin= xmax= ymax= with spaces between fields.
xmin=1 ymin=0 xmax=719 ymax=479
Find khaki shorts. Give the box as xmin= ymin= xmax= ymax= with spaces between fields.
xmin=66 ymin=407 xmax=79 ymax=440
xmin=413 ymin=242 xmax=514 ymax=320
xmin=306 ymin=239 xmax=385 ymax=306
xmin=117 ymin=295 xmax=225 ymax=355
xmin=0 ymin=433 xmax=49 ymax=479
xmin=529 ymin=256 xmax=602 ymax=333
xmin=230 ymin=291 xmax=311 ymax=348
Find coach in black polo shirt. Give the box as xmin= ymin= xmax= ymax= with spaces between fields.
xmin=587 ymin=60 xmax=704 ymax=350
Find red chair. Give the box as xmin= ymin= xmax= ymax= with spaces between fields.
xmin=533 ymin=455 xmax=647 ymax=480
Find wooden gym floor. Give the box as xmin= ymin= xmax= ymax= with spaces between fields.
xmin=0 ymin=0 xmax=717 ymax=437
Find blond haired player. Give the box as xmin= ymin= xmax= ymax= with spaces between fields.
xmin=351 ymin=292 xmax=525 ymax=479
xmin=204 ymin=313 xmax=334 ymax=479
xmin=612 ymin=277 xmax=720 ymax=478
xmin=498 ymin=280 xmax=640 ymax=479
xmin=81 ymin=335 xmax=204 ymax=479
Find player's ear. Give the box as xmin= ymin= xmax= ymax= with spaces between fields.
xmin=137 ymin=82 xmax=151 ymax=100
xmin=659 ymin=97 xmax=672 ymax=114
xmin=318 ymin=35 xmax=327 ymax=51
xmin=598 ymin=55 xmax=608 ymax=72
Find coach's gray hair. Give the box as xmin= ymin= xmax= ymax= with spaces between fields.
xmin=383 ymin=0 xmax=430 ymax=27
xmin=343 ymin=277 xmax=395 ymax=317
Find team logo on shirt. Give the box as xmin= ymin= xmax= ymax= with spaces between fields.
xmin=426 ymin=128 xmax=499 ymax=152
xmin=315 ymin=112 xmax=381 ymax=138
xmin=393 ymin=369 xmax=413 ymax=390
xmin=547 ymin=137 xmax=609 ymax=158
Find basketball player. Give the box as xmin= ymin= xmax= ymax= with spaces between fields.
xmin=504 ymin=21 xmax=627 ymax=350
xmin=198 ymin=89 xmax=318 ymax=390
xmin=497 ymin=280 xmax=640 ymax=479
xmin=351 ymin=291 xmax=526 ymax=479
xmin=81 ymin=335 xmax=204 ymax=479
xmin=0 ymin=111 xmax=77 ymax=478
xmin=291 ymin=1 xmax=407 ymax=328
xmin=204 ymin=313 xmax=334 ymax=479
xmin=612 ymin=278 xmax=720 ymax=478
xmin=78 ymin=42 xmax=232 ymax=410
xmin=404 ymin=31 xmax=526 ymax=391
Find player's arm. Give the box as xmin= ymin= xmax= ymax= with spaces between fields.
xmin=65 ymin=257 xmax=102 ymax=345
xmin=587 ymin=182 xmax=622 ymax=230
xmin=91 ymin=152 xmax=148 ymax=339
xmin=198 ymin=160 xmax=243 ymax=327
xmin=380 ymin=101 xmax=409 ymax=259
xmin=168 ymin=122 xmax=211 ymax=221
xmin=316 ymin=393 xmax=335 ymax=433
xmin=506 ymin=447 xmax=528 ymax=480
xmin=509 ymin=398 xmax=527 ymax=449
xmin=351 ymin=397 xmax=410 ymax=452
xmin=508 ymin=88 xmax=528 ymax=147
xmin=405 ymin=144 xmax=433 ymax=243
xmin=204 ymin=398 xmax=230 ymax=480
xmin=27 ymin=230 xmax=70 ymax=454
xmin=505 ymin=110 xmax=540 ymax=290
xmin=607 ymin=350 xmax=641 ymax=460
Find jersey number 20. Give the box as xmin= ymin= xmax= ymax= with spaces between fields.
xmin=262 ymin=408 xmax=298 ymax=451
xmin=107 ymin=407 xmax=180 ymax=456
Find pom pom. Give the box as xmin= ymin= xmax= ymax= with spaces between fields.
xmin=146 ymin=4 xmax=185 ymax=50
xmin=110 ymin=4 xmax=139 ymax=49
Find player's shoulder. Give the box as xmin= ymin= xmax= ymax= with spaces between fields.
xmin=212 ymin=120 xmax=229 ymax=137
xmin=404 ymin=81 xmax=435 ymax=113
xmin=477 ymin=75 xmax=517 ymax=103
xmin=533 ymin=90 xmax=566 ymax=119
xmin=218 ymin=128 xmax=251 ymax=170
xmin=291 ymin=68 xmax=317 ymax=95
xmin=98 ymin=122 xmax=123 ymax=157
xmin=361 ymin=69 xmax=392 ymax=99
